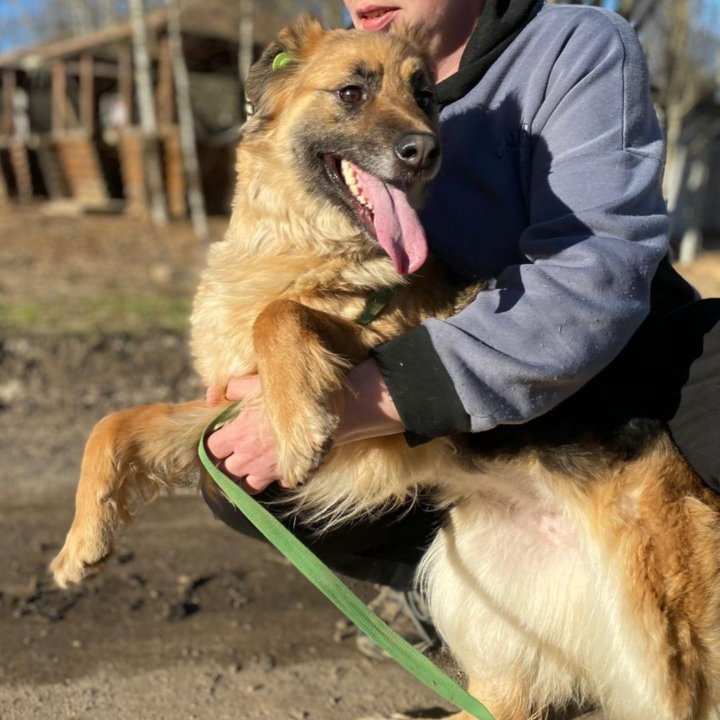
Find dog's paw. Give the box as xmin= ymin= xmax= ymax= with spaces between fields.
xmin=274 ymin=407 xmax=339 ymax=488
xmin=279 ymin=435 xmax=334 ymax=488
xmin=50 ymin=525 xmax=113 ymax=588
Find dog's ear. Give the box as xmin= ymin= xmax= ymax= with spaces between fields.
xmin=244 ymin=15 xmax=325 ymax=117
xmin=393 ymin=23 xmax=430 ymax=50
xmin=391 ymin=23 xmax=433 ymax=69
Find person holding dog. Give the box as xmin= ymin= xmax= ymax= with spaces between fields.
xmin=205 ymin=0 xmax=719 ymax=640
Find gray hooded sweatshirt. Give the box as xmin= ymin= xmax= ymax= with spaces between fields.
xmin=372 ymin=3 xmax=697 ymax=441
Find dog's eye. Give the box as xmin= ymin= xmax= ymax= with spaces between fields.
xmin=338 ymin=85 xmax=365 ymax=105
xmin=415 ymin=90 xmax=436 ymax=112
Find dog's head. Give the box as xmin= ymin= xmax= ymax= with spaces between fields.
xmin=242 ymin=17 xmax=440 ymax=275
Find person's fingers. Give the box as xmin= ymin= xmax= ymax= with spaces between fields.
xmin=206 ymin=386 xmax=226 ymax=406
xmin=220 ymin=456 xmax=275 ymax=494
xmin=239 ymin=478 xmax=262 ymax=495
xmin=206 ymin=375 xmax=260 ymax=406
xmin=206 ymin=422 xmax=237 ymax=459
xmin=215 ymin=464 xmax=256 ymax=495
xmin=244 ymin=474 xmax=275 ymax=493
xmin=223 ymin=452 xmax=251 ymax=478
xmin=205 ymin=401 xmax=279 ymax=489
xmin=225 ymin=376 xmax=261 ymax=401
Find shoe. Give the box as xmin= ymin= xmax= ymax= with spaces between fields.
xmin=354 ymin=586 xmax=440 ymax=660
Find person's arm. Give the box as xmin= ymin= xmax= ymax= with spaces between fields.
xmin=373 ymin=11 xmax=669 ymax=443
xmin=333 ymin=359 xmax=403 ymax=444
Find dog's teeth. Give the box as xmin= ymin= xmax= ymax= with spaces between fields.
xmin=341 ymin=159 xmax=355 ymax=186
xmin=339 ymin=158 xmax=371 ymax=210
xmin=341 ymin=161 xmax=359 ymax=190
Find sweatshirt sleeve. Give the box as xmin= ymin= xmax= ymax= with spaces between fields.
xmin=371 ymin=11 xmax=669 ymax=442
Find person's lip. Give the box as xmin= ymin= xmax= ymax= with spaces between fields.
xmin=356 ymin=5 xmax=400 ymax=31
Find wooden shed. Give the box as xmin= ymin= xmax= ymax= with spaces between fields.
xmin=0 ymin=1 xmax=293 ymax=217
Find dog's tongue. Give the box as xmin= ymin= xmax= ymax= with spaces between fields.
xmin=352 ymin=167 xmax=428 ymax=274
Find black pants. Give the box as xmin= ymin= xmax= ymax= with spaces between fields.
xmin=663 ymin=299 xmax=720 ymax=488
xmin=201 ymin=482 xmax=441 ymax=589
xmin=202 ymin=299 xmax=720 ymax=590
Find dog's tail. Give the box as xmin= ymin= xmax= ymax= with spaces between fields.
xmin=51 ymin=399 xmax=229 ymax=587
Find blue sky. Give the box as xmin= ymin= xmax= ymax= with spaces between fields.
xmin=0 ymin=0 xmax=45 ymax=53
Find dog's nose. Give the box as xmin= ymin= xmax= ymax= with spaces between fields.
xmin=395 ymin=132 xmax=439 ymax=171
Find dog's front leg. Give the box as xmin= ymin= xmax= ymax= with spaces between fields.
xmin=252 ymin=299 xmax=367 ymax=487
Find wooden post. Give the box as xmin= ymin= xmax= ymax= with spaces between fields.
xmin=52 ymin=60 xmax=67 ymax=134
xmin=156 ymin=34 xmax=174 ymax=127
xmin=0 ymin=164 xmax=8 ymax=206
xmin=166 ymin=0 xmax=208 ymax=239
xmin=36 ymin=138 xmax=67 ymax=199
xmin=118 ymin=45 xmax=133 ymax=124
xmin=80 ymin=53 xmax=95 ymax=135
xmin=118 ymin=128 xmax=148 ymax=215
xmin=9 ymin=139 xmax=33 ymax=201
xmin=129 ymin=0 xmax=168 ymax=225
xmin=1 ymin=69 xmax=16 ymax=135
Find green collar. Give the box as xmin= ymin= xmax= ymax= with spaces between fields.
xmin=355 ymin=286 xmax=396 ymax=326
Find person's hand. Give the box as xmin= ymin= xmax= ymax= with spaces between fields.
xmin=206 ymin=376 xmax=282 ymax=494
xmin=205 ymin=360 xmax=403 ymax=494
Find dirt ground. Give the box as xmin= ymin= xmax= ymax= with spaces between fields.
xmin=1 ymin=207 xmax=719 ymax=720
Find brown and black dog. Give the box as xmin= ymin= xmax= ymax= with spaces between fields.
xmin=51 ymin=17 xmax=720 ymax=720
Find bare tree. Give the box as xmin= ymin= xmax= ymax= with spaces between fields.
xmin=617 ymin=0 xmax=661 ymax=32
xmin=129 ymin=0 xmax=168 ymax=225
xmin=166 ymin=0 xmax=208 ymax=239
xmin=550 ymin=0 xmax=719 ymax=259
xmin=636 ymin=0 xmax=718 ymax=260
xmin=238 ymin=0 xmax=254 ymax=86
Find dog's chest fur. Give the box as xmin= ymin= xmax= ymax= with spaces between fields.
xmin=189 ymin=234 xmax=471 ymax=392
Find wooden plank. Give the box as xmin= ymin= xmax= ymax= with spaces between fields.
xmin=51 ymin=61 xmax=66 ymax=134
xmin=80 ymin=53 xmax=95 ymax=135
xmin=54 ymin=132 xmax=109 ymax=206
xmin=65 ymin=59 xmax=119 ymax=79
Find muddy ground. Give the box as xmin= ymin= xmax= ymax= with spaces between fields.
xmin=1 ymin=207 xmax=718 ymax=720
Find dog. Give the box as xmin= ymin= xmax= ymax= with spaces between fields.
xmin=50 ymin=17 xmax=720 ymax=720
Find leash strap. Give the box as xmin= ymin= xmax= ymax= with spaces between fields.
xmin=198 ymin=406 xmax=495 ymax=720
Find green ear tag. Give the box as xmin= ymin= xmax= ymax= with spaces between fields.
xmin=272 ymin=52 xmax=293 ymax=71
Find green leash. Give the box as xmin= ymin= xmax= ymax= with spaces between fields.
xmin=198 ymin=406 xmax=495 ymax=720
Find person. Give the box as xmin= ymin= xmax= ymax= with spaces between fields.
xmin=203 ymin=0 xmax=720 ymax=641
